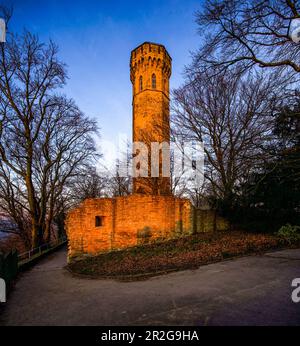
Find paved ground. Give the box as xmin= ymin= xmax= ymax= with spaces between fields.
xmin=0 ymin=247 xmax=299 ymax=326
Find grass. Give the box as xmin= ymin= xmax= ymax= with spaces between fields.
xmin=68 ymin=231 xmax=300 ymax=280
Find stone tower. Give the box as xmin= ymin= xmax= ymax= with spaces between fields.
xmin=130 ymin=42 xmax=172 ymax=195
xmin=65 ymin=43 xmax=228 ymax=262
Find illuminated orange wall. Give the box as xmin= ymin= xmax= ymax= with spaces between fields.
xmin=66 ymin=195 xmax=193 ymax=260
xmin=130 ymin=42 xmax=171 ymax=195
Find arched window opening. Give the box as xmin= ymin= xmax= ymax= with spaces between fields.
xmin=152 ymin=73 xmax=156 ymax=89
xmin=139 ymin=76 xmax=143 ymax=91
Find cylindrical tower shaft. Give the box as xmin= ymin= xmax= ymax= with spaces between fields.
xmin=130 ymin=42 xmax=172 ymax=195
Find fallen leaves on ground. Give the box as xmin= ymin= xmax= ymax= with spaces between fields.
xmin=68 ymin=231 xmax=298 ymax=278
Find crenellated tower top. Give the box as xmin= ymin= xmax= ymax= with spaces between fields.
xmin=130 ymin=42 xmax=171 ymax=98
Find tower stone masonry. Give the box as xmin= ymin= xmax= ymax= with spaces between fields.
xmin=65 ymin=42 xmax=229 ymax=262
xmin=130 ymin=42 xmax=171 ymax=195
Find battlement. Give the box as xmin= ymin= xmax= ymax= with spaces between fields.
xmin=130 ymin=42 xmax=171 ymax=84
xmin=130 ymin=42 xmax=172 ymax=62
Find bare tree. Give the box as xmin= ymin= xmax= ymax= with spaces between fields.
xmin=193 ymin=0 xmax=300 ymax=75
xmin=68 ymin=165 xmax=107 ymax=204
xmin=0 ymin=22 xmax=98 ymax=247
xmin=109 ymin=162 xmax=132 ymax=197
xmin=106 ymin=144 xmax=132 ymax=197
xmin=172 ymin=69 xmax=290 ymax=209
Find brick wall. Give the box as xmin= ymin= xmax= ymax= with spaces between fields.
xmin=66 ymin=195 xmax=193 ymax=261
xmin=193 ymin=209 xmax=230 ymax=233
xmin=66 ymin=195 xmax=230 ymax=262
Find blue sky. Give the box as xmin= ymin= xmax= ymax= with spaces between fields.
xmin=6 ymin=0 xmax=203 ymax=162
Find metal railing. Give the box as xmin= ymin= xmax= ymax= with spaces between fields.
xmin=18 ymin=236 xmax=67 ymax=264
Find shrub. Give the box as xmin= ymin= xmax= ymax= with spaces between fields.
xmin=137 ymin=227 xmax=152 ymax=245
xmin=276 ymin=224 xmax=300 ymax=244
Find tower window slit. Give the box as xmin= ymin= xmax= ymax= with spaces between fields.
xmin=139 ymin=76 xmax=143 ymax=91
xmin=152 ymin=73 xmax=156 ymax=89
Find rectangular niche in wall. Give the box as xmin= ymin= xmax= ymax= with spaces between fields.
xmin=95 ymin=216 xmax=103 ymax=227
